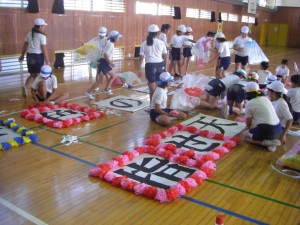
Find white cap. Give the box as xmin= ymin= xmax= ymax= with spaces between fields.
xmin=216 ymin=32 xmax=225 ymax=38
xmin=248 ymin=72 xmax=259 ymax=80
xmin=34 ymin=18 xmax=47 ymax=26
xmin=245 ymin=81 xmax=259 ymax=92
xmin=159 ymin=72 xmax=174 ymax=83
xmin=177 ymin=24 xmax=187 ymax=32
xmin=186 ymin=27 xmax=193 ymax=32
xmin=236 ymin=69 xmax=247 ymax=77
xmin=267 ymin=81 xmax=285 ymax=93
xmin=268 ymin=75 xmax=278 ymax=83
xmin=98 ymin=27 xmax=107 ymax=36
xmin=40 ymin=65 xmax=52 ymax=77
xmin=148 ymin=24 xmax=160 ymax=32
xmin=109 ymin=30 xmax=122 ymax=39
xmin=241 ymin=26 xmax=249 ymax=34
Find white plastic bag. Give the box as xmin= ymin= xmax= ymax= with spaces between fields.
xmin=116 ymin=71 xmax=142 ymax=85
xmin=170 ymin=88 xmax=200 ymax=111
xmin=246 ymin=40 xmax=269 ymax=65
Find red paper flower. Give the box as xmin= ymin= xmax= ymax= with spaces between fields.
xmin=161 ymin=150 xmax=174 ymax=160
xmin=214 ymin=133 xmax=224 ymax=140
xmin=179 ymin=180 xmax=192 ymax=192
xmin=199 ymin=130 xmax=209 ymax=137
xmin=112 ymin=176 xmax=126 ymax=187
xmin=187 ymin=126 xmax=197 ymax=134
xmin=166 ymin=188 xmax=179 ymax=201
xmin=164 ymin=143 xmax=177 ymax=152
xmin=144 ymin=186 xmax=158 ymax=198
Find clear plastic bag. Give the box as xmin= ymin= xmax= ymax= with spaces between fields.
xmin=116 ymin=71 xmax=142 ymax=85
xmin=246 ymin=40 xmax=269 ymax=65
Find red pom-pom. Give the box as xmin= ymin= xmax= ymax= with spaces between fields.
xmin=98 ymin=164 xmax=111 ymax=171
xmin=144 ymin=186 xmax=157 ymax=198
xmin=179 ymin=180 xmax=192 ymax=192
xmin=124 ymin=180 xmax=137 ymax=191
xmin=155 ymin=132 xmax=167 ymax=139
xmin=202 ymin=168 xmax=215 ymax=178
xmin=146 ymin=146 xmax=158 ymax=154
xmin=98 ymin=169 xmax=108 ymax=179
xmin=190 ymin=175 xmax=203 ymax=184
xmin=145 ymin=137 xmax=160 ymax=146
xmin=199 ymin=130 xmax=209 ymax=136
xmin=113 ymin=157 xmax=124 ymax=167
xmin=175 ymin=124 xmax=184 ymax=130
xmin=123 ymin=151 xmax=135 ymax=160
xmin=164 ymin=143 xmax=177 ymax=152
xmin=28 ymin=104 xmax=35 ymax=109
xmin=195 ymin=159 xmax=205 ymax=168
xmin=214 ymin=133 xmax=224 ymax=140
xmin=231 ymin=136 xmax=241 ymax=143
xmin=134 ymin=147 xmax=145 ymax=154
xmin=202 ymin=154 xmax=215 ymax=162
xmin=166 ymin=188 xmax=179 ymax=201
xmin=182 ymin=149 xmax=195 ymax=158
xmin=161 ymin=150 xmax=174 ymax=160
xmin=222 ymin=142 xmax=235 ymax=150
xmin=187 ymin=126 xmax=197 ymax=134
xmin=177 ymin=156 xmax=189 ymax=164
xmin=212 ymin=149 xmax=225 ymax=157
xmin=111 ymin=176 xmax=126 ymax=187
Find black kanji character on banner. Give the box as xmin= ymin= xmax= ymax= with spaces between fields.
xmin=113 ymin=156 xmax=196 ymax=189
xmin=110 ymin=98 xmax=143 ymax=108
xmin=166 ymin=133 xmax=220 ymax=152
xmin=40 ymin=108 xmax=85 ymax=121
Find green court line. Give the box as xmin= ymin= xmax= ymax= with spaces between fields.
xmin=207 ymin=180 xmax=300 ymax=209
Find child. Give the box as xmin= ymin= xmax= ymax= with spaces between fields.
xmin=267 ymin=81 xmax=293 ymax=144
xmin=181 ymin=27 xmax=193 ymax=75
xmin=286 ymin=74 xmax=300 ymax=124
xmin=233 ymin=26 xmax=252 ymax=71
xmin=199 ymin=69 xmax=247 ymax=110
xmin=31 ymin=65 xmax=69 ymax=104
xmin=19 ymin=18 xmax=50 ymax=98
xmin=244 ymin=82 xmax=282 ymax=152
xmin=257 ymin=61 xmax=272 ymax=89
xmin=275 ymin=59 xmax=290 ymax=84
xmin=85 ymin=26 xmax=108 ymax=96
xmin=193 ymin=31 xmax=215 ymax=68
xmin=150 ymin=72 xmax=186 ymax=126
xmin=138 ymin=24 xmax=167 ymax=105
xmin=210 ymin=32 xmax=231 ymax=79
xmin=85 ymin=30 xmax=122 ymax=99
xmin=158 ymin=24 xmax=171 ymax=47
xmin=222 ymin=71 xmax=259 ymax=118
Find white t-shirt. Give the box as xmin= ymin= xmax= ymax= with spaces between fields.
xmin=257 ymin=70 xmax=272 ymax=85
xmin=31 ymin=75 xmax=58 ymax=93
xmin=272 ymin=98 xmax=293 ymax=127
xmin=233 ymin=36 xmax=252 ymax=57
xmin=100 ymin=41 xmax=114 ymax=60
xmin=245 ymin=96 xmax=280 ymax=128
xmin=221 ymin=74 xmax=240 ymax=88
xmin=183 ymin=34 xmax=193 ymax=47
xmin=25 ymin=32 xmax=47 ymax=54
xmin=287 ymin=87 xmax=300 ymax=112
xmin=151 ymin=87 xmax=168 ymax=110
xmin=88 ymin=36 xmax=108 ymax=51
xmin=170 ymin=35 xmax=189 ymax=48
xmin=139 ymin=38 xmax=167 ymax=63
xmin=217 ymin=42 xmax=230 ymax=58
xmin=158 ymin=33 xmax=167 ymax=46
xmin=275 ymin=65 xmax=290 ymax=77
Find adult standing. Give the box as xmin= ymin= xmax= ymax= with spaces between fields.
xmin=233 ymin=26 xmax=252 ymax=71
xmin=138 ymin=24 xmax=168 ymax=104
xmin=19 ymin=18 xmax=50 ymax=98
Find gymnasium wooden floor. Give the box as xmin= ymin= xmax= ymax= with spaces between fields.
xmin=0 ymin=46 xmax=299 ymax=225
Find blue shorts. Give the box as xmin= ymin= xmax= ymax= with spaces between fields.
xmin=171 ymin=47 xmax=181 ymax=61
xmin=219 ymin=57 xmax=231 ymax=70
xmin=27 ymin=53 xmax=44 ymax=74
xmin=235 ymin=55 xmax=248 ymax=66
xmin=205 ymin=79 xmax=226 ymax=97
xmin=150 ymin=108 xmax=171 ymax=122
xmin=145 ymin=62 xmax=165 ymax=83
xmin=97 ymin=58 xmax=112 ymax=75
xmin=183 ymin=48 xmax=192 ymax=57
xmin=227 ymin=84 xmax=246 ymax=103
xmin=249 ymin=123 xmax=282 ymax=141
xmin=292 ymin=111 xmax=300 ymax=122
xmin=36 ymin=92 xmax=51 ymax=102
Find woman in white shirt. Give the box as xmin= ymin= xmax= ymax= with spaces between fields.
xmin=244 ymin=82 xmax=282 ymax=152
xmin=19 ymin=18 xmax=50 ymax=98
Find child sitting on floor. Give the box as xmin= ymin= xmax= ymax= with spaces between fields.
xmin=31 ymin=65 xmax=69 ymax=104
xmin=150 ymin=72 xmax=186 ymax=126
xmin=275 ymin=59 xmax=290 ymax=84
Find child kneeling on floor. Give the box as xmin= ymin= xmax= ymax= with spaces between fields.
xmin=31 ymin=65 xmax=69 ymax=104
xmin=150 ymin=72 xmax=186 ymax=126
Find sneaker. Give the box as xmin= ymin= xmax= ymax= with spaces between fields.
xmin=221 ymin=104 xmax=229 ymax=119
xmin=262 ymin=139 xmax=281 ymax=147
xmin=85 ymin=91 xmax=95 ymax=100
xmin=267 ymin=146 xmax=277 ymax=152
xmin=104 ymin=89 xmax=113 ymax=95
xmin=94 ymin=87 xmax=100 ymax=92
xmin=22 ymin=86 xmax=28 ymax=98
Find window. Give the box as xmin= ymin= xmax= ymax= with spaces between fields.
xmin=258 ymin=0 xmax=267 ymax=7
xmin=186 ymin=8 xmax=211 ymax=19
xmin=228 ymin=13 xmax=238 ymax=22
xmin=64 ymin=0 xmax=125 ymax=12
xmin=0 ymin=0 xmax=28 ymax=8
xmin=0 ymin=55 xmax=28 ymax=74
xmin=136 ymin=1 xmax=174 ymax=16
xmin=241 ymin=15 xmax=255 ymax=23
xmin=221 ymin=12 xmax=228 ymax=21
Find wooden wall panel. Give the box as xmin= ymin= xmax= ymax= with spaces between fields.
xmin=0 ymin=1 xmax=298 ymax=63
